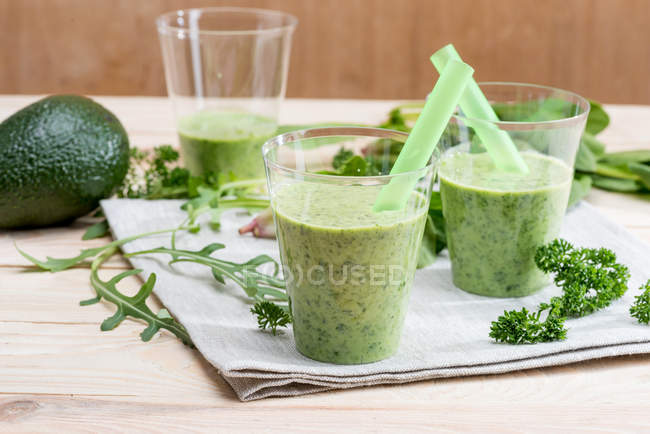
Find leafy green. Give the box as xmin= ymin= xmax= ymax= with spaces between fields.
xmin=585 ymin=101 xmax=610 ymax=135
xmin=17 ymin=227 xmax=182 ymax=272
xmin=568 ymin=174 xmax=592 ymax=207
xmin=118 ymin=145 xmax=219 ymax=199
xmin=86 ymin=248 xmax=193 ymax=345
xmin=491 ymin=239 xmax=630 ymax=344
xmin=628 ymin=163 xmax=650 ymax=189
xmin=574 ymin=140 xmax=598 ymax=172
xmin=125 ymin=244 xmax=287 ymax=303
xmin=125 ymin=244 xmax=291 ymax=334
xmin=599 ymin=150 xmax=650 ymax=166
xmin=332 ymin=148 xmax=355 ymax=169
xmin=251 ymin=301 xmax=292 ymax=335
xmin=534 ymin=239 xmax=630 ymax=318
xmin=591 ymin=175 xmax=642 ymax=193
xmin=489 ymin=305 xmax=567 ymax=345
xmin=82 ymin=219 xmax=110 ymax=240
xmin=630 ymin=280 xmax=650 ymax=325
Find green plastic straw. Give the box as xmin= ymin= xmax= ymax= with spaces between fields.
xmin=430 ymin=44 xmax=529 ymax=174
xmin=373 ymin=59 xmax=474 ymax=212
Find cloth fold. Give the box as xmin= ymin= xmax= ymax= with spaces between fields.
xmin=101 ymin=199 xmax=650 ymax=401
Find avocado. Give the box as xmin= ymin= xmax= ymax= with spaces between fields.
xmin=0 ymin=95 xmax=129 ymax=228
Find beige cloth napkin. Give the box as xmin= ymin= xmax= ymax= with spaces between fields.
xmin=101 ymin=199 xmax=650 ymax=401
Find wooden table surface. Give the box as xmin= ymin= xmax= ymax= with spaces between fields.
xmin=1 ymin=96 xmax=649 ymax=432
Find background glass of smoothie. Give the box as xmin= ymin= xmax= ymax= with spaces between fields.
xmin=158 ymin=8 xmax=296 ymax=179
xmin=438 ymin=83 xmax=590 ymax=297
xmin=263 ymin=127 xmax=436 ymax=364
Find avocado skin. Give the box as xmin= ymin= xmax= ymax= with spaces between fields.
xmin=0 ymin=95 xmax=130 ymax=229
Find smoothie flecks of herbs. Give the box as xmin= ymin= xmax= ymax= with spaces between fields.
xmin=178 ymin=111 xmax=277 ymax=179
xmin=273 ymin=183 xmax=427 ymax=364
xmin=439 ymin=151 xmax=573 ymax=297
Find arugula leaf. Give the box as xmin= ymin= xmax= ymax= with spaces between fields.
xmin=82 ymin=219 xmax=110 ymax=240
xmin=87 ymin=248 xmax=193 ymax=345
xmin=125 ymin=245 xmax=288 ymax=303
xmin=18 ymin=227 xmax=183 ymax=272
xmin=630 ymin=280 xmax=650 ymax=325
xmin=17 ymin=244 xmax=108 ymax=272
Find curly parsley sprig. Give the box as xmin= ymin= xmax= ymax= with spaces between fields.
xmin=630 ymin=280 xmax=650 ymax=324
xmin=491 ymin=239 xmax=631 ymax=345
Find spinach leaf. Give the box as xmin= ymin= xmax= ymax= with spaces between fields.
xmin=628 ymin=163 xmax=650 ymax=190
xmin=591 ymin=175 xmax=642 ymax=192
xmin=585 ymin=100 xmax=610 ymax=135
xmin=568 ymin=174 xmax=592 ymax=206
xmin=574 ymin=141 xmax=598 ymax=172
xmin=599 ymin=150 xmax=650 ymax=166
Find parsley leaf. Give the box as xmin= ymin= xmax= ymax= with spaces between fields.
xmin=251 ymin=301 xmax=292 ymax=335
xmin=490 ymin=239 xmax=630 ymax=345
xmin=630 ymin=280 xmax=650 ymax=324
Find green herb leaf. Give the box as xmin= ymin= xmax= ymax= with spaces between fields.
xmin=574 ymin=141 xmax=598 ymax=172
xmin=581 ymin=132 xmax=607 ymax=158
xmin=88 ymin=248 xmax=193 ymax=346
xmin=585 ymin=100 xmax=610 ymax=135
xmin=534 ymin=239 xmax=630 ymax=318
xmin=591 ymin=174 xmax=642 ymax=192
xmin=489 ymin=306 xmax=567 ymax=345
xmin=599 ymin=150 xmax=650 ymax=166
xmin=82 ymin=219 xmax=110 ymax=240
xmin=251 ymin=301 xmax=292 ymax=335
xmin=630 ymin=280 xmax=650 ymax=325
xmin=568 ymin=174 xmax=593 ymax=207
xmin=125 ymin=244 xmax=287 ymax=303
xmin=628 ymin=162 xmax=650 ymax=190
xmin=332 ymin=148 xmax=355 ymax=169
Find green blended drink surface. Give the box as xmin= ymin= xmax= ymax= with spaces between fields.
xmin=178 ymin=111 xmax=277 ymax=179
xmin=273 ymin=183 xmax=427 ymax=364
xmin=439 ymin=152 xmax=572 ymax=297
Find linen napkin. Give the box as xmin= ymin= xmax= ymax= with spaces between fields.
xmin=101 ymin=199 xmax=650 ymax=401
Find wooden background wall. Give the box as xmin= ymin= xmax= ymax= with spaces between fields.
xmin=1 ymin=0 xmax=649 ymax=103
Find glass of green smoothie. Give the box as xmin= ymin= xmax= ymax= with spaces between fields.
xmin=157 ymin=8 xmax=297 ymax=179
xmin=438 ymin=82 xmax=590 ymax=297
xmin=263 ymin=127 xmax=436 ymax=364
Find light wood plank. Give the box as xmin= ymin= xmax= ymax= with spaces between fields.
xmin=1 ymin=394 xmax=649 ymax=432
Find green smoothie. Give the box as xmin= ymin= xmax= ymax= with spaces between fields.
xmin=177 ymin=111 xmax=277 ymax=179
xmin=273 ymin=183 xmax=427 ymax=364
xmin=439 ymin=152 xmax=572 ymax=297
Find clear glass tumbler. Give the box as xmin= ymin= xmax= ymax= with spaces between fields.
xmin=263 ymin=127 xmax=436 ymax=364
xmin=438 ymin=82 xmax=590 ymax=297
xmin=157 ymin=7 xmax=297 ymax=179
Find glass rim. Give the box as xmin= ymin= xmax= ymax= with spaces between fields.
xmin=156 ymin=7 xmax=298 ymax=36
xmin=262 ymin=126 xmax=435 ymax=182
xmin=454 ymin=81 xmax=591 ymax=129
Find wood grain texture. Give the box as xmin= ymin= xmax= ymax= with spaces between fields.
xmin=0 ymin=96 xmax=649 ymax=431
xmin=1 ymin=0 xmax=649 ymax=103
